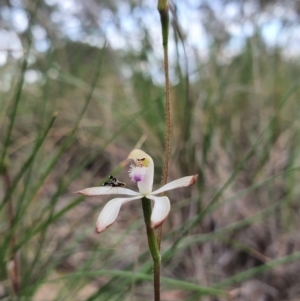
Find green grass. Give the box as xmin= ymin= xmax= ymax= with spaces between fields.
xmin=1 ymin=2 xmax=300 ymax=301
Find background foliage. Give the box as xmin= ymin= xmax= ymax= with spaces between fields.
xmin=1 ymin=0 xmax=300 ymax=300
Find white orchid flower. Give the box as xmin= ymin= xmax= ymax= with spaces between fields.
xmin=76 ymin=149 xmax=198 ymax=233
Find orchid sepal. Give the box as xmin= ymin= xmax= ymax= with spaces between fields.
xmin=96 ymin=195 xmax=142 ymax=233
xmin=146 ymin=195 xmax=171 ymax=228
xmin=151 ymin=175 xmax=198 ymax=195
xmin=75 ymin=186 xmax=140 ymax=196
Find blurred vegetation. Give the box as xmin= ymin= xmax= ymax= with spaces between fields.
xmin=1 ymin=0 xmax=300 ymax=300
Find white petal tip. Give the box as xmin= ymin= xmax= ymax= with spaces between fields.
xmin=75 ymin=190 xmax=85 ymax=195
xmin=76 ymin=188 xmax=100 ymax=196
xmin=190 ymin=174 xmax=198 ymax=186
xmin=95 ymin=225 xmax=108 ymax=233
xmin=151 ymin=218 xmax=167 ymax=229
xmin=75 ymin=189 xmax=94 ymax=196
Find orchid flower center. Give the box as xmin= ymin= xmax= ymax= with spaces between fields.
xmin=128 ymin=157 xmax=151 ymax=183
xmin=127 ymin=150 xmax=154 ymax=195
xmin=128 ymin=164 xmax=146 ymax=182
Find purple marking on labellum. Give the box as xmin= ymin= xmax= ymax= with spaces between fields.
xmin=129 ymin=165 xmax=146 ymax=183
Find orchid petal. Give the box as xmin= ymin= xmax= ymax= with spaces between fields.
xmin=151 ymin=175 xmax=198 ymax=195
xmin=76 ymin=186 xmax=140 ymax=196
xmin=146 ymin=195 xmax=170 ymax=229
xmin=96 ymin=195 xmax=141 ymax=233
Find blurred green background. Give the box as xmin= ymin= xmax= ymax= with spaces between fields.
xmin=1 ymin=0 xmax=300 ymax=300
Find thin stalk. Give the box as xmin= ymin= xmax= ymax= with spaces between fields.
xmin=0 ymin=0 xmax=39 ymax=171
xmin=2 ymin=166 xmax=20 ymax=294
xmin=141 ymin=197 xmax=161 ymax=301
xmin=157 ymin=0 xmax=170 ymax=249
xmin=0 ymin=113 xmax=57 ymax=268
xmin=0 ymin=113 xmax=57 ymax=213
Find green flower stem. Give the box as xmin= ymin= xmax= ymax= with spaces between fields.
xmin=141 ymin=197 xmax=161 ymax=301
xmin=157 ymin=0 xmax=170 ymax=250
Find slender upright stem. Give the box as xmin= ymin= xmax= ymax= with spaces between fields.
xmin=157 ymin=0 xmax=170 ymax=249
xmin=158 ymin=0 xmax=170 ymax=184
xmin=2 ymin=166 xmax=20 ymax=294
xmin=141 ymin=197 xmax=161 ymax=301
xmin=143 ymin=2 xmax=170 ymax=300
